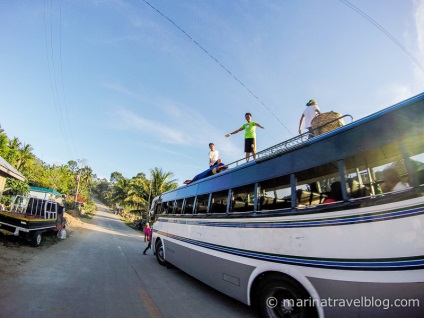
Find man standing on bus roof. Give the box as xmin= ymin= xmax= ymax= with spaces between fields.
xmin=298 ymin=99 xmax=321 ymax=134
xmin=208 ymin=143 xmax=219 ymax=167
xmin=225 ymin=112 xmax=264 ymax=161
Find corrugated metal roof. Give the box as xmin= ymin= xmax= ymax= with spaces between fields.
xmin=29 ymin=186 xmax=62 ymax=197
xmin=0 ymin=156 xmax=25 ymax=181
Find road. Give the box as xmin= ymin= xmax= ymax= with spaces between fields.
xmin=0 ymin=199 xmax=256 ymax=318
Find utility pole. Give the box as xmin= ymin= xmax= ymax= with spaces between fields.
xmin=147 ymin=177 xmax=152 ymax=223
xmin=74 ymin=174 xmax=80 ymax=210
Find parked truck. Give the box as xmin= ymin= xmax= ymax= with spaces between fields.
xmin=0 ymin=194 xmax=66 ymax=247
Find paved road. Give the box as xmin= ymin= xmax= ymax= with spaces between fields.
xmin=0 ymin=200 xmax=256 ymax=318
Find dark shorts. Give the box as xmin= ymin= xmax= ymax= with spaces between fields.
xmin=245 ymin=138 xmax=256 ymax=153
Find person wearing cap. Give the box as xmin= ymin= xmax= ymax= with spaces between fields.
xmin=225 ymin=112 xmax=264 ymax=161
xmin=298 ymin=99 xmax=321 ymax=135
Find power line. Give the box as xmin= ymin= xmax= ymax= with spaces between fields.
xmin=338 ymin=0 xmax=424 ymax=73
xmin=58 ymin=0 xmax=78 ymax=157
xmin=141 ymin=0 xmax=293 ymax=136
xmin=43 ymin=0 xmax=76 ymax=160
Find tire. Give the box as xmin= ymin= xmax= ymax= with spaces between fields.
xmin=155 ymin=239 xmax=167 ymax=266
xmin=255 ymin=274 xmax=317 ymax=318
xmin=31 ymin=231 xmax=42 ymax=247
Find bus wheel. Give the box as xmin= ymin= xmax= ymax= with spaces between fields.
xmin=255 ymin=274 xmax=317 ymax=318
xmin=31 ymin=231 xmax=42 ymax=247
xmin=155 ymin=239 xmax=167 ymax=266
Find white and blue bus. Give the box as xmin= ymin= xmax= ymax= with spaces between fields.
xmin=150 ymin=93 xmax=424 ymax=318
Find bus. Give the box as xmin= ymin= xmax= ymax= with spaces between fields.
xmin=149 ymin=93 xmax=424 ymax=318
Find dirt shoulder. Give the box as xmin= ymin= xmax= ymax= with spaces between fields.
xmin=0 ymin=210 xmax=89 ymax=279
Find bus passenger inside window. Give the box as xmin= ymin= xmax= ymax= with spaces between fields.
xmin=381 ymin=168 xmax=410 ymax=192
xmin=323 ymin=181 xmax=343 ymax=203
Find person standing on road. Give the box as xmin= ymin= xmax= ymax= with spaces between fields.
xmin=144 ymin=223 xmax=151 ymax=242
xmin=225 ymin=112 xmax=264 ymax=161
xmin=208 ymin=143 xmax=219 ymax=167
xmin=143 ymin=228 xmax=153 ymax=255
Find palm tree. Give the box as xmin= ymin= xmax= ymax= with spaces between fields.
xmin=6 ymin=137 xmax=21 ymax=166
xmin=150 ymin=167 xmax=178 ymax=199
xmin=126 ymin=175 xmax=149 ymax=210
xmin=110 ymin=178 xmax=131 ymax=209
xmin=16 ymin=143 xmax=34 ymax=170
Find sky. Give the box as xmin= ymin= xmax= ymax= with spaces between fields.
xmin=1 ymin=0 xmax=424 ymax=185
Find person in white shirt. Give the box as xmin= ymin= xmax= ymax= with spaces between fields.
xmin=208 ymin=143 xmax=219 ymax=167
xmin=381 ymin=168 xmax=410 ymax=192
xmin=298 ymin=99 xmax=321 ymax=134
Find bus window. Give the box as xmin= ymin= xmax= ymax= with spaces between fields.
xmin=230 ymin=184 xmax=255 ymax=212
xmin=295 ymin=162 xmax=340 ymax=206
xmin=411 ymin=152 xmax=424 ymax=185
xmin=195 ymin=194 xmax=209 ymax=214
xmin=166 ymin=201 xmax=174 ymax=214
xmin=258 ymin=175 xmax=291 ymax=211
xmin=346 ymin=169 xmax=372 ymax=198
xmin=210 ymin=190 xmax=228 ymax=214
xmin=372 ymin=159 xmax=410 ymax=193
xmin=174 ymin=199 xmax=183 ymax=214
xmin=182 ymin=197 xmax=195 ymax=214
xmin=157 ymin=202 xmax=167 ymax=214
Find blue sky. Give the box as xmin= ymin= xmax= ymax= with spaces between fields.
xmin=1 ymin=0 xmax=423 ymax=184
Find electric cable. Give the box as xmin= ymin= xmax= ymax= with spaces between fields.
xmin=141 ymin=0 xmax=293 ymax=136
xmin=338 ymin=0 xmax=424 ymax=73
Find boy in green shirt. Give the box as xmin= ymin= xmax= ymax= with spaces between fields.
xmin=225 ymin=112 xmax=265 ymax=161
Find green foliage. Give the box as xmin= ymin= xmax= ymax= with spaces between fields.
xmin=0 ymin=126 xmax=177 ymax=217
xmin=5 ymin=179 xmax=30 ymax=195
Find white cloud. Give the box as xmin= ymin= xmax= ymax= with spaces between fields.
xmin=116 ymin=108 xmax=187 ymax=144
xmin=102 ymin=82 xmax=139 ymax=98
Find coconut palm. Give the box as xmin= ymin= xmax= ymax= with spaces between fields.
xmin=16 ymin=143 xmax=34 ymax=170
xmin=150 ymin=167 xmax=178 ymax=199
xmin=126 ymin=175 xmax=149 ymax=210
xmin=110 ymin=178 xmax=131 ymax=209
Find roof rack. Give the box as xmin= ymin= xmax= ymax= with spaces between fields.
xmin=226 ymin=114 xmax=353 ymax=169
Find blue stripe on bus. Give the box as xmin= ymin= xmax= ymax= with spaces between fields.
xmin=156 ymin=230 xmax=424 ymax=271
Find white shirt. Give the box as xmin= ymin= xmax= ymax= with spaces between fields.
xmin=208 ymin=150 xmax=219 ymax=167
xmin=303 ymin=105 xmax=321 ymax=129
xmin=393 ymin=182 xmax=410 ymax=191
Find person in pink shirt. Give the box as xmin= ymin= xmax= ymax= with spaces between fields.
xmin=144 ymin=223 xmax=151 ymax=242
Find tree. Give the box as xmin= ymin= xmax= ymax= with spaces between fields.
xmin=16 ymin=143 xmax=34 ymax=170
xmin=5 ymin=137 xmax=21 ymax=166
xmin=110 ymin=177 xmax=131 ymax=208
xmin=150 ymin=167 xmax=178 ymax=199
xmin=68 ymin=160 xmax=78 ymax=172
xmin=110 ymin=171 xmax=124 ymax=184
xmin=126 ymin=175 xmax=149 ymax=210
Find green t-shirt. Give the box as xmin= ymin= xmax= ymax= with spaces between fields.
xmin=241 ymin=122 xmax=257 ymax=139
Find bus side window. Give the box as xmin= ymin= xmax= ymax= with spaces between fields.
xmin=163 ymin=201 xmax=172 ymax=214
xmin=231 ymin=184 xmax=255 ymax=212
xmin=258 ymin=175 xmax=291 ymax=211
xmin=210 ymin=190 xmax=228 ymax=214
xmin=174 ymin=199 xmax=183 ymax=214
xmin=295 ymin=162 xmax=341 ymax=207
xmin=157 ymin=202 xmax=165 ymax=214
xmin=183 ymin=197 xmax=195 ymax=214
xmin=195 ymin=194 xmax=209 ymax=214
